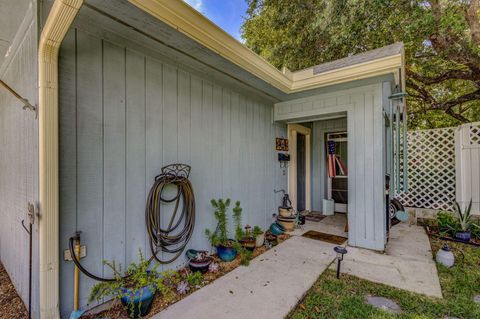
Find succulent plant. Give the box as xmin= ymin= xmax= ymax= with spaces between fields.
xmin=176 ymin=281 xmax=190 ymax=295
xmin=208 ymin=262 xmax=219 ymax=273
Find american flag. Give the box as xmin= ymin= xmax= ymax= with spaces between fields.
xmin=327 ymin=141 xmax=347 ymax=178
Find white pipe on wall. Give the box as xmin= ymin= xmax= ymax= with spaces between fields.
xmin=38 ymin=0 xmax=83 ymax=318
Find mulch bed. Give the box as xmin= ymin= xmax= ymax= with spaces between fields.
xmin=82 ymin=233 xmax=291 ymax=319
xmin=0 ymin=262 xmax=28 ymax=319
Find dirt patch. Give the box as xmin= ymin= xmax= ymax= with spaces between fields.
xmin=0 ymin=262 xmax=28 ymax=319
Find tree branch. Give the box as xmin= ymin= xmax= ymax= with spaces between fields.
xmin=407 ymin=68 xmax=480 ymax=85
xmin=466 ymin=0 xmax=480 ymax=46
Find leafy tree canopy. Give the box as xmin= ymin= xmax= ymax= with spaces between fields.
xmin=242 ymin=0 xmax=480 ymax=129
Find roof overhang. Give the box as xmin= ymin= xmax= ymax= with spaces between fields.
xmin=128 ymin=0 xmax=404 ymax=95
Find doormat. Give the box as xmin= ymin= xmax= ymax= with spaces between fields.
xmin=302 ymin=231 xmax=347 ymax=245
xmin=301 ymin=211 xmax=326 ymax=222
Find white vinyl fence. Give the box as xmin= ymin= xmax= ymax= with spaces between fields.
xmin=397 ymin=122 xmax=480 ymax=214
xmin=456 ymin=122 xmax=480 ymax=214
xmin=397 ymin=126 xmax=456 ymax=211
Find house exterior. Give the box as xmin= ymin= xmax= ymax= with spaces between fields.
xmin=0 ymin=0 xmax=406 ymax=318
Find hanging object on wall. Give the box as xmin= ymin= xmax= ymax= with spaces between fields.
xmin=276 ymin=137 xmax=289 ymax=151
xmin=326 ymin=140 xmax=348 ymax=178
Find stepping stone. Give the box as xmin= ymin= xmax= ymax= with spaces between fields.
xmin=474 ymin=295 xmax=480 ymax=303
xmin=365 ymin=296 xmax=402 ymax=314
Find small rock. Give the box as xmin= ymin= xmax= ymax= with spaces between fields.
xmin=366 ymin=296 xmax=402 ymax=314
xmin=473 ymin=295 xmax=480 ymax=303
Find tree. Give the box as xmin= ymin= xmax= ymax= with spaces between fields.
xmin=242 ymin=0 xmax=480 ymax=129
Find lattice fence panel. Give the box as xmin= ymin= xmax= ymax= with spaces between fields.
xmin=397 ymin=127 xmax=456 ymax=210
xmin=468 ymin=122 xmax=480 ymax=146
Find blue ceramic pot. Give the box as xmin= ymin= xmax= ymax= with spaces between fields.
xmin=455 ymin=231 xmax=471 ymax=242
xmin=120 ymin=285 xmax=155 ymax=319
xmin=270 ymin=222 xmax=285 ymax=236
xmin=216 ymin=243 xmax=237 ymax=262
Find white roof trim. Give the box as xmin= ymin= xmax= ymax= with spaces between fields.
xmin=128 ymin=0 xmax=404 ymax=94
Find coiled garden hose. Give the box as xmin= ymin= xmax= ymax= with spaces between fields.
xmin=146 ymin=166 xmax=195 ymax=264
xmin=68 ymin=164 xmax=195 ymax=282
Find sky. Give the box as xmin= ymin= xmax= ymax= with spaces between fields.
xmin=184 ymin=0 xmax=249 ymax=42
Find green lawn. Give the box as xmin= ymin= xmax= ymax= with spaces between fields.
xmin=287 ymin=238 xmax=480 ymax=319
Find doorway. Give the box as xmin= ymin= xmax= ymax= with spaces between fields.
xmin=287 ymin=124 xmax=311 ymax=212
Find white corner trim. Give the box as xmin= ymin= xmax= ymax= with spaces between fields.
xmin=38 ymin=0 xmax=83 ymax=318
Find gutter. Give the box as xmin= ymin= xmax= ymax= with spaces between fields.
xmin=38 ymin=0 xmax=83 ymax=318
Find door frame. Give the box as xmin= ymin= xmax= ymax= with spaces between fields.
xmin=288 ymin=124 xmax=311 ymax=212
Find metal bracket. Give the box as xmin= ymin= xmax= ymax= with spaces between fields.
xmin=21 ymin=202 xmax=36 ymax=234
xmin=0 ymin=79 xmax=38 ymax=118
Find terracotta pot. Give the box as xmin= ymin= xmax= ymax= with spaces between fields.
xmin=277 ymin=216 xmax=295 ymax=231
xmin=255 ymin=232 xmax=265 ymax=247
xmin=278 ymin=206 xmax=293 ymax=217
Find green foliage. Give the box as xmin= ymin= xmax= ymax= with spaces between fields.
xmin=205 ymin=198 xmax=231 ymax=247
xmin=205 ymin=199 xmax=245 ymax=246
xmin=288 ymin=238 xmax=480 ymax=319
xmin=454 ymin=200 xmax=475 ymax=232
xmin=252 ymin=225 xmax=263 ymax=237
xmin=232 ymin=201 xmax=244 ymax=241
xmin=185 ymin=271 xmax=203 ymax=287
xmin=437 ymin=211 xmax=459 ymax=235
xmin=242 ymin=0 xmax=480 ymax=129
xmin=88 ymin=250 xmax=176 ymax=307
xmin=232 ymin=241 xmax=253 ymax=266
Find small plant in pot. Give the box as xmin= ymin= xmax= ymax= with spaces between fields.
xmin=253 ymin=226 xmax=264 ymax=247
xmin=188 ymin=251 xmax=213 ymax=274
xmin=452 ymin=200 xmax=475 ymax=242
xmin=205 ymin=199 xmax=239 ymax=262
xmin=89 ymin=251 xmax=176 ymax=319
xmin=239 ymin=225 xmax=256 ymax=251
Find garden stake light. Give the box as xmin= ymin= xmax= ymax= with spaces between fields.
xmin=334 ymin=246 xmax=347 ymax=279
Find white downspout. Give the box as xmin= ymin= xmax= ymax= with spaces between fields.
xmin=38 ymin=0 xmax=83 ymax=318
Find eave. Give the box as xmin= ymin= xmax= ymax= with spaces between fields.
xmin=128 ymin=0 xmax=404 ymax=95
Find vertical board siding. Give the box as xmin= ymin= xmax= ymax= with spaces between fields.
xmin=59 ymin=29 xmax=284 ymax=316
xmin=0 ymin=8 xmax=39 ymax=318
xmin=274 ymin=83 xmax=387 ymax=250
xmin=75 ymin=31 xmax=104 ymax=307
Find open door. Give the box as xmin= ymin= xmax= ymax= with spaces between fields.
xmin=288 ymin=124 xmax=311 ymax=212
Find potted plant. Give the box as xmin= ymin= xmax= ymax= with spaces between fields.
xmin=239 ymin=225 xmax=256 ymax=251
xmin=453 ymin=200 xmax=474 ymax=242
xmin=89 ymin=251 xmax=176 ymax=318
xmin=253 ymin=226 xmax=264 ymax=247
xmin=188 ymin=251 xmax=213 ymax=274
xmin=205 ymin=199 xmax=239 ymax=262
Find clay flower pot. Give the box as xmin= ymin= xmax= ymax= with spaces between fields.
xmin=240 ymin=237 xmax=256 ymax=251
xmin=277 ymin=215 xmax=296 ymax=232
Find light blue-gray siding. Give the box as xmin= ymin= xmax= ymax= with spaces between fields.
xmin=59 ymin=28 xmax=286 ymax=316
xmin=0 ymin=2 xmax=39 ymax=318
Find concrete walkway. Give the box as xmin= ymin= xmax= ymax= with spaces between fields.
xmin=337 ymin=223 xmax=443 ymax=298
xmin=152 ymin=216 xmax=442 ymax=318
xmin=152 ymin=236 xmax=338 ymax=319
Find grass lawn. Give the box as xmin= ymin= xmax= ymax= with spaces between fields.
xmin=287 ymin=237 xmax=480 ymax=319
